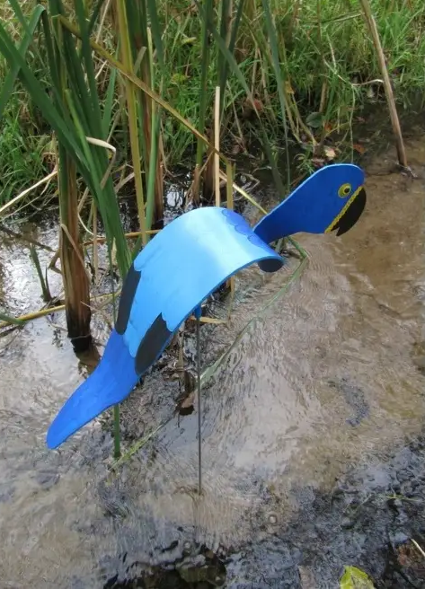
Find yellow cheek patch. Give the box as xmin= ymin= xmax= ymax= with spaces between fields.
xmin=325 ymin=185 xmax=364 ymax=234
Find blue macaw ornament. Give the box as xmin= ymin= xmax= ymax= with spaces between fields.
xmin=46 ymin=163 xmax=367 ymax=449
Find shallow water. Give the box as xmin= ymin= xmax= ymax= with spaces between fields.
xmin=0 ymin=137 xmax=424 ymax=588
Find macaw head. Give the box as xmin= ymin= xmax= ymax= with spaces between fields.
xmin=254 ymin=163 xmax=367 ymax=243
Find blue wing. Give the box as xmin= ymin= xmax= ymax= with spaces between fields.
xmin=120 ymin=207 xmax=282 ymax=367
xmin=46 ymin=207 xmax=283 ymax=449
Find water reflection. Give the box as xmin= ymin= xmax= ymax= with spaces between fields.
xmin=0 ymin=138 xmax=424 ymax=587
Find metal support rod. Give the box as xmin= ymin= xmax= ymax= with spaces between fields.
xmin=195 ymin=306 xmax=202 ymax=495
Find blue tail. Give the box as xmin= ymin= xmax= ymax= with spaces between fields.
xmin=46 ymin=330 xmax=139 ymax=449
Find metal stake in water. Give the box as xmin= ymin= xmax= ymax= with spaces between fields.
xmin=195 ymin=305 xmax=202 ymax=495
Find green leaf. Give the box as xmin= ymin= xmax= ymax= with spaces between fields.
xmin=261 ymin=0 xmax=291 ymax=190
xmin=147 ymin=0 xmax=164 ymax=67
xmin=340 ymin=566 xmax=376 ymax=589
xmin=101 ymin=58 xmax=118 ymax=138
xmin=0 ymin=312 xmax=23 ymax=326
xmin=306 ymin=111 xmax=324 ymax=129
xmin=0 ymin=21 xmax=86 ymax=167
xmin=0 ymin=4 xmax=45 ymax=120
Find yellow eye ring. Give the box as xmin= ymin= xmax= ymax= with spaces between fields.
xmin=338 ymin=183 xmax=352 ymax=198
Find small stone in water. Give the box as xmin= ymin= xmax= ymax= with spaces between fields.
xmin=341 ymin=517 xmax=354 ymax=529
xmin=35 ymin=470 xmax=60 ymax=490
xmin=0 ymin=485 xmax=15 ymax=503
xmin=268 ymin=513 xmax=278 ymax=524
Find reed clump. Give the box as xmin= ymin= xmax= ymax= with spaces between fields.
xmin=1 ymin=0 xmax=424 ymax=209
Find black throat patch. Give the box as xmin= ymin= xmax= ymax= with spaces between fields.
xmin=333 ymin=187 xmax=367 ymax=236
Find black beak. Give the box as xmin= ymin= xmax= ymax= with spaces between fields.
xmin=332 ymin=187 xmax=367 ymax=236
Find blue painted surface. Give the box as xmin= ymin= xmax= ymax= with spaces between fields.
xmin=46 ymin=164 xmax=366 ymax=450
xmin=124 ymin=208 xmax=281 ymax=359
xmin=47 ymin=208 xmax=283 ymax=449
xmin=46 ymin=329 xmax=138 ymax=449
xmin=254 ymin=164 xmax=365 ymax=243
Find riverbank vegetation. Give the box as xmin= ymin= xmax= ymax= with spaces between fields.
xmin=1 ymin=0 xmax=424 ymax=211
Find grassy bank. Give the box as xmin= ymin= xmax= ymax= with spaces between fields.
xmin=1 ymin=0 xmax=424 ymax=209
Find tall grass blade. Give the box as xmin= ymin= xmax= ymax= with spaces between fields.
xmin=219 ymin=0 xmax=245 ymax=115
xmin=116 ymin=0 xmax=147 ymax=242
xmin=87 ymin=0 xmax=107 ymax=35
xmin=29 ymin=245 xmax=52 ymax=302
xmin=195 ymin=0 xmax=214 ymax=199
xmin=7 ymin=0 xmax=37 ymax=35
xmin=58 ymin=147 xmax=92 ymax=350
xmin=195 ymin=0 xmax=286 ymax=197
xmin=0 ymin=4 xmax=45 ymax=119
xmin=57 ymin=16 xmax=222 ymax=156
xmin=101 ymin=59 xmax=117 ymax=138
xmin=147 ymin=0 xmax=164 ymax=66
xmin=0 ymin=26 xmax=87 ymax=167
xmin=261 ymin=0 xmax=291 ymax=191
xmin=145 ymin=1 xmax=165 ymax=230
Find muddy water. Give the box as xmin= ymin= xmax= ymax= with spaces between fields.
xmin=0 ymin=137 xmax=424 ymax=588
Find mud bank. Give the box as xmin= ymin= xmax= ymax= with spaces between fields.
xmin=105 ymin=435 xmax=425 ymax=588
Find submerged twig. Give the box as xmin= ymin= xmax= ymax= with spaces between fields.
xmin=0 ymin=299 xmax=228 ymax=331
xmin=0 ymin=224 xmax=55 ymax=252
xmin=0 ymin=290 xmax=122 ymax=330
xmin=111 ymin=421 xmax=169 ymax=470
xmin=411 ymin=539 xmax=425 ymax=560
xmin=0 ymin=169 xmax=57 ymax=219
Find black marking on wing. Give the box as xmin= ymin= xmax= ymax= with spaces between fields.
xmin=135 ymin=314 xmax=172 ymax=375
xmin=116 ymin=263 xmax=141 ymax=335
xmin=258 ymin=258 xmax=284 ymax=273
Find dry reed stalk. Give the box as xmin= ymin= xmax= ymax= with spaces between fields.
xmin=0 ymin=169 xmax=57 ymax=218
xmin=359 ymin=0 xmax=408 ymax=169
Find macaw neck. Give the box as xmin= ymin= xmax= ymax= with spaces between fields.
xmin=253 ymin=192 xmax=307 ymax=244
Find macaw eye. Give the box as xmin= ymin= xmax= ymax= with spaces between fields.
xmin=338 ymin=183 xmax=352 ymax=198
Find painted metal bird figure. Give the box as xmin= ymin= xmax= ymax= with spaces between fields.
xmin=46 ymin=163 xmax=367 ymax=450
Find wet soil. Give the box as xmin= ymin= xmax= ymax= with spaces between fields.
xmin=0 ymin=132 xmax=424 ymax=588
